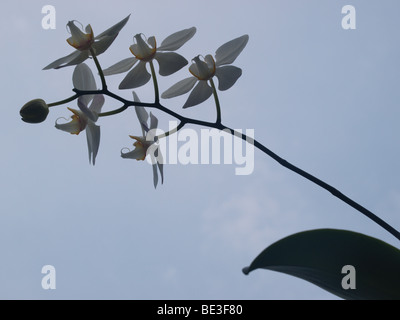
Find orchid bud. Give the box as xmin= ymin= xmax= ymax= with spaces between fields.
xmin=20 ymin=99 xmax=49 ymax=123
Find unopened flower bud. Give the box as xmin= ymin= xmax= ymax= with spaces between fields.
xmin=20 ymin=99 xmax=49 ymax=123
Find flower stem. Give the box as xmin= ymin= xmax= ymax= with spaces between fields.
xmin=209 ymin=78 xmax=221 ymax=124
xmin=149 ymin=61 xmax=160 ymax=104
xmin=98 ymin=105 xmax=129 ymax=117
xmin=48 ymin=94 xmax=79 ymax=107
xmin=90 ymin=48 xmax=107 ymax=90
xmin=156 ymin=122 xmax=185 ymax=139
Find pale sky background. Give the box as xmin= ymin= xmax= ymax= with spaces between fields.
xmin=1 ymin=0 xmax=400 ymax=300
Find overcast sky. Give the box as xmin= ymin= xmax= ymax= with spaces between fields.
xmin=1 ymin=0 xmax=400 ymax=300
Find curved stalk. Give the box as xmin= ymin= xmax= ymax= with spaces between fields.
xmin=48 ymin=94 xmax=79 ymax=107
xmin=209 ymin=78 xmax=221 ymax=124
xmin=149 ymin=61 xmax=160 ymax=104
xmin=60 ymin=87 xmax=400 ymax=242
xmin=90 ymin=48 xmax=107 ymax=90
xmin=156 ymin=122 xmax=185 ymax=139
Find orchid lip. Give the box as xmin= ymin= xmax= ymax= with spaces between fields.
xmin=129 ymin=34 xmax=157 ymax=62
xmin=67 ymin=108 xmax=88 ymax=134
xmin=66 ymin=20 xmax=94 ymax=51
xmin=189 ymin=55 xmax=216 ymax=81
xmin=128 ymin=135 xmax=154 ymax=161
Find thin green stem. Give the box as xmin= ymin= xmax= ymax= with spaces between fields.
xmin=156 ymin=122 xmax=185 ymax=139
xmin=73 ymin=88 xmax=152 ymax=117
xmin=209 ymin=78 xmax=221 ymax=124
xmin=48 ymin=94 xmax=79 ymax=107
xmin=98 ymin=105 xmax=129 ymax=117
xmin=90 ymin=48 xmax=107 ymax=90
xmin=149 ymin=61 xmax=160 ymax=104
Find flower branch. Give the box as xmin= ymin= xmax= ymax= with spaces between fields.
xmin=48 ymin=94 xmax=79 ymax=107
xmin=90 ymin=48 xmax=107 ymax=90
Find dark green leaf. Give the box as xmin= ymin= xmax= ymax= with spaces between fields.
xmin=243 ymin=229 xmax=400 ymax=300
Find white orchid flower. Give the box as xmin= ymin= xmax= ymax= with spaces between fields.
xmin=121 ymin=92 xmax=164 ymax=188
xmin=43 ymin=15 xmax=130 ymax=70
xmin=66 ymin=21 xmax=94 ymax=51
xmin=55 ymin=63 xmax=104 ymax=165
xmin=103 ymin=27 xmax=196 ymax=89
xmin=161 ymin=35 xmax=249 ymax=108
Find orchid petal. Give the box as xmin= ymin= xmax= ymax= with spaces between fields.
xmin=150 ymin=147 xmax=164 ymax=188
xmin=95 ymin=15 xmax=130 ymax=40
xmin=91 ymin=15 xmax=130 ymax=56
xmin=133 ymin=91 xmax=150 ymax=136
xmin=91 ymin=35 xmax=114 ymax=56
xmin=161 ymin=77 xmax=198 ymax=99
xmin=88 ymin=94 xmax=105 ymax=121
xmin=66 ymin=21 xmax=93 ymax=51
xmin=189 ymin=55 xmax=215 ymax=80
xmin=121 ymin=147 xmax=146 ymax=160
xmin=73 ymin=63 xmax=97 ymax=106
xmin=188 ymin=62 xmax=199 ymax=78
xmin=142 ymin=112 xmax=158 ymax=143
xmin=86 ymin=122 xmax=101 ymax=165
xmin=103 ymin=57 xmax=138 ymax=76
xmin=149 ymin=112 xmax=158 ymax=131
xmin=147 ymin=145 xmax=160 ymax=188
xmin=154 ymin=52 xmax=188 ymax=76
xmin=130 ymin=34 xmax=156 ymax=60
xmin=129 ymin=33 xmax=157 ymax=62
xmin=148 ymin=36 xmax=156 ymax=49
xmin=140 ymin=122 xmax=150 ymax=134
xmin=152 ymin=162 xmax=158 ymax=188
xmin=119 ymin=61 xmax=151 ymax=89
xmin=215 ymin=35 xmax=249 ymax=67
xmin=157 ymin=154 xmax=164 ymax=185
xmin=215 ymin=65 xmax=242 ymax=91
xmin=132 ymin=91 xmax=141 ymax=103
xmin=73 ymin=63 xmax=97 ymax=91
xmin=55 ymin=117 xmax=81 ymax=134
xmin=183 ymin=80 xmax=213 ymax=109
xmin=77 ymin=97 xmax=96 ymax=122
xmin=132 ymin=91 xmax=149 ymax=135
xmin=43 ymin=50 xmax=88 ymax=70
xmin=85 ymin=24 xmax=92 ymax=34
xmin=158 ymin=27 xmax=196 ymax=51
xmin=146 ymin=113 xmax=158 ymax=141
xmin=55 ymin=109 xmax=87 ymax=135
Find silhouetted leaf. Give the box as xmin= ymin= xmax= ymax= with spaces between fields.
xmin=243 ymin=229 xmax=400 ymax=300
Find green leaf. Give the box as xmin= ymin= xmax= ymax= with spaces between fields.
xmin=243 ymin=229 xmax=400 ymax=300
